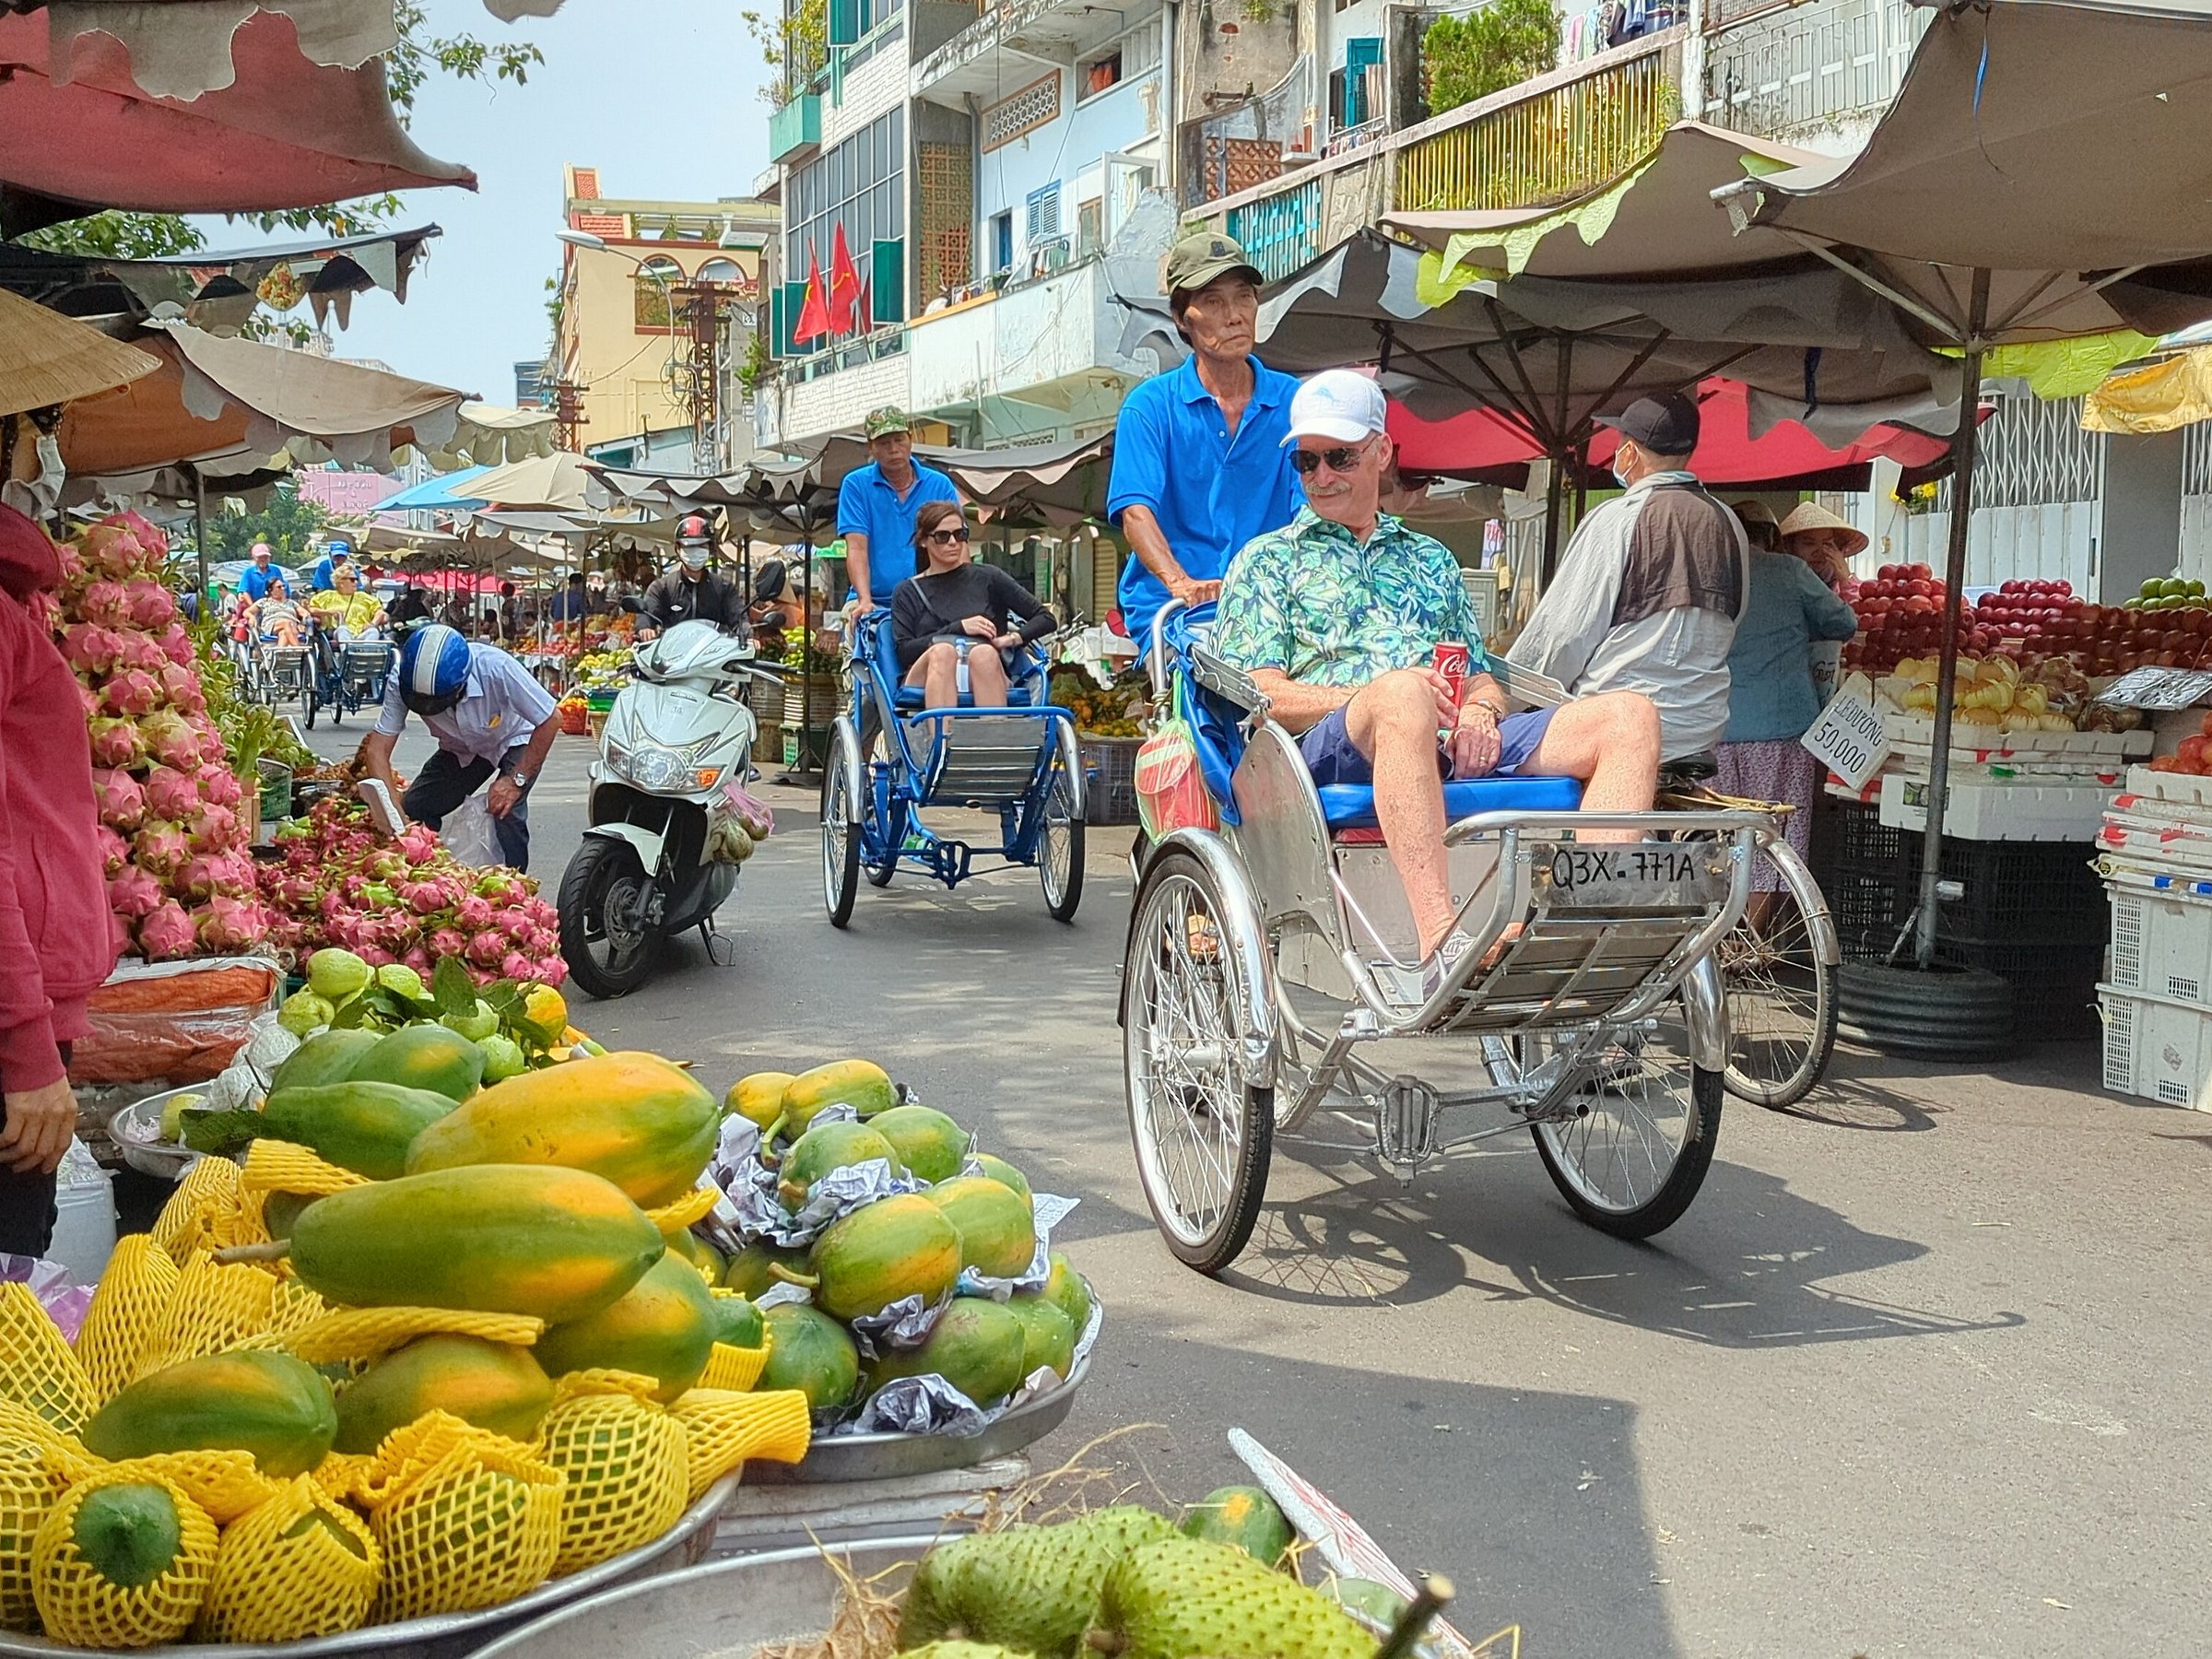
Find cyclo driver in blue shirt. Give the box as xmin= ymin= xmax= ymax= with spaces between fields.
xmin=1108 ymin=231 xmax=1302 ymax=653
xmin=1207 ymin=371 xmax=1663 ymax=991
xmin=359 ymin=623 xmax=559 ymax=872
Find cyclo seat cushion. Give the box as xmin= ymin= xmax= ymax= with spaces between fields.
xmin=1317 ymin=774 xmax=1584 ymax=830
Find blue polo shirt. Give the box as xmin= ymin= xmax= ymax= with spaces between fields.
xmin=240 ymin=564 xmax=277 ymax=600
xmin=836 ymin=459 xmax=959 ymax=602
xmin=1108 ymin=353 xmax=1302 ymax=652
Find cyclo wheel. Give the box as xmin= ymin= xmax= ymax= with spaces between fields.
xmin=1719 ymin=840 xmax=1839 ymax=1109
xmin=558 ymin=837 xmax=659 ymax=999
xmin=1122 ymin=849 xmax=1271 ymax=1275
xmin=821 ymin=724 xmax=862 ymax=927
xmin=1524 ymin=997 xmax=1723 ymax=1240
xmin=865 ymin=796 xmax=904 ymax=887
xmin=1039 ymin=741 xmax=1084 ymax=923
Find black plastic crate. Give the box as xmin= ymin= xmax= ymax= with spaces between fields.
xmin=1081 ymin=736 xmax=1141 ymax=828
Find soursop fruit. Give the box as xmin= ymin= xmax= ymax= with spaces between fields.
xmin=1089 ymin=1537 xmax=1375 ymax=1659
xmin=900 ymin=1509 xmax=1179 ymax=1657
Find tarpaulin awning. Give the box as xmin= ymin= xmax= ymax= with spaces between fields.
xmin=376 ymin=465 xmax=492 ymax=513
xmin=466 ymin=451 xmax=594 ymax=512
xmin=0 ymin=8 xmax=473 ymax=234
xmin=429 ymin=405 xmax=556 ymax=468
xmin=935 ymin=432 xmax=1114 ymax=527
xmin=0 ymin=285 xmax=159 ymax=418
xmin=2082 ymin=345 xmax=2212 ymax=433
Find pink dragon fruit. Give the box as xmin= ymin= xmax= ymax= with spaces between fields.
xmin=194 ymin=764 xmax=242 ymax=808
xmin=100 ymin=669 xmax=161 ymax=718
xmin=140 ymin=710 xmax=206 ymax=771
xmin=133 ymin=820 xmax=192 ymax=879
xmin=76 ymin=682 xmax=101 ymax=720
xmin=499 ymin=951 xmax=537 ymax=982
xmin=359 ymin=946 xmax=396 ymax=968
xmin=398 ymin=880 xmax=443 ymax=916
xmin=157 ymin=663 xmax=206 ymax=713
xmin=106 ymin=865 xmax=163 ymax=922
xmin=185 ymin=802 xmax=241 ymax=853
xmin=536 ymin=956 xmax=569 ymax=987
xmin=429 ymin=926 xmax=468 ymax=960
xmin=113 ymin=631 xmax=167 ymax=676
xmin=156 ymin=623 xmax=194 ymax=667
xmin=193 ymin=895 xmax=266 ymax=953
xmin=78 ymin=516 xmax=163 ymax=582
xmin=403 ymin=946 xmax=434 ymax=973
xmin=142 ymin=765 xmax=198 ymax=821
xmin=92 ymin=769 xmax=146 ymax=831
xmin=178 ymin=850 xmax=257 ymax=902
xmin=465 ymin=929 xmax=507 ymax=969
xmin=135 ymin=899 xmax=197 ymax=960
xmin=88 ymin=717 xmax=146 ymax=769
xmin=94 ymin=825 xmax=130 ymax=878
xmin=77 ymin=579 xmax=131 ymax=628
xmin=395 ymin=825 xmax=440 ymax=865
xmin=61 ymin=623 xmax=127 ymax=677
xmin=123 ymin=579 xmax=177 ymax=630
xmin=453 ymin=894 xmax=495 ymax=930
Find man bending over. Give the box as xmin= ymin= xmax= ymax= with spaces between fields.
xmin=1208 ymin=371 xmax=1662 ymax=978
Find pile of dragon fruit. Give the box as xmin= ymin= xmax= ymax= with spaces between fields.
xmin=60 ymin=513 xmax=276 ymax=962
xmin=258 ymin=797 xmax=569 ymax=986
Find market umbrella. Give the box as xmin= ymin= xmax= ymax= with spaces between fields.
xmin=465 ymin=451 xmax=596 ymax=512
xmin=432 ymin=406 xmax=558 ymax=468
xmin=0 ymin=287 xmax=159 ymax=418
xmin=934 ymin=431 xmax=1114 ymax=528
xmin=377 ymin=465 xmax=494 ymax=513
xmin=1708 ymin=0 xmax=2212 ymax=968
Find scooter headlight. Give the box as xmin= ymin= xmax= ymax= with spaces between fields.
xmin=618 ymin=744 xmax=694 ymax=792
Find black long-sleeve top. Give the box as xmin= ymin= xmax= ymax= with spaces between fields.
xmin=889 ymin=563 xmax=1053 ymax=672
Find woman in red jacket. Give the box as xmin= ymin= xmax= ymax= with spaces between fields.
xmin=0 ymin=504 xmax=121 ymax=1255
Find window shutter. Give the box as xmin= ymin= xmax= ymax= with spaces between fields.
xmin=871 ymin=239 xmax=904 ymax=324
xmin=828 ymin=0 xmax=860 ymax=47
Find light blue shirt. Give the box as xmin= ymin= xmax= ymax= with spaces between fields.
xmin=375 ymin=642 xmax=558 ymax=766
xmin=240 ymin=564 xmax=277 ymax=600
xmin=1723 ymin=550 xmax=1860 ymax=745
xmin=310 ymin=555 xmax=336 ymax=592
xmin=837 ymin=459 xmax=959 ymax=601
xmin=1108 ymin=353 xmax=1302 ymax=652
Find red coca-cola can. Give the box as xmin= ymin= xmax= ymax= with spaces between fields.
xmin=1432 ymin=640 xmax=1470 ymax=706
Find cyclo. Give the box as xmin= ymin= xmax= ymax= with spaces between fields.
xmin=1121 ymin=601 xmax=1771 ymax=1275
xmin=821 ymin=609 xmax=1086 ymax=925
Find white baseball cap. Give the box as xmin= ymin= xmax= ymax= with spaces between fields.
xmin=1282 ymin=370 xmax=1388 ymax=447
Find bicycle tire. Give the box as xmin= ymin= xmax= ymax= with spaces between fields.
xmin=1720 ymin=845 xmax=1840 ymax=1110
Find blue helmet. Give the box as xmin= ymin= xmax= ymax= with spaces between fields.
xmin=398 ymin=623 xmax=471 ymax=714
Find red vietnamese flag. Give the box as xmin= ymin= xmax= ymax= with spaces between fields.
xmin=793 ymin=245 xmax=831 ymax=343
xmin=856 ymin=271 xmax=873 ymax=335
xmin=828 ymin=222 xmax=861 ymax=335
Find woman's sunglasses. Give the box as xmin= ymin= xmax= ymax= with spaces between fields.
xmin=926 ymin=525 xmax=972 ymax=544
xmin=1289 ymin=440 xmax=1372 ymax=476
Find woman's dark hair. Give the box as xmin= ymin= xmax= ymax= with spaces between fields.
xmin=912 ymin=499 xmax=965 ymax=551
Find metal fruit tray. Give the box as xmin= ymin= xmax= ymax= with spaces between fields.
xmin=0 ymin=1475 xmax=739 ymax=1659
xmin=108 ymin=1085 xmax=209 ymax=1181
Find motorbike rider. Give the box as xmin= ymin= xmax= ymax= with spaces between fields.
xmin=360 ymin=623 xmax=558 ymax=872
xmin=639 ymin=515 xmax=746 ymax=640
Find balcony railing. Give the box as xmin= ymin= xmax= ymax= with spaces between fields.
xmin=1701 ymin=0 xmax=1929 ymax=143
xmin=769 ymin=93 xmax=822 ymax=164
xmin=1227 ymin=181 xmax=1321 ymax=283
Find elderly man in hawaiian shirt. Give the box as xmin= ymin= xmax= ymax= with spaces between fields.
xmin=1209 ymin=370 xmax=1662 ymax=976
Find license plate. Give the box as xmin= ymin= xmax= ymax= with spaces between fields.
xmin=1532 ymin=841 xmax=1727 ymax=908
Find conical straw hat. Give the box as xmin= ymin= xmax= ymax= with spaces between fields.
xmin=0 ymin=287 xmax=160 ymax=418
xmin=1777 ymin=500 xmax=1869 ymax=559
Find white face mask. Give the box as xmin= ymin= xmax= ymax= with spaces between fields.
xmin=1611 ymin=442 xmax=1638 ymax=489
xmin=680 ymin=547 xmax=709 ymax=573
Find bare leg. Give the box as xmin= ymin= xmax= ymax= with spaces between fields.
xmin=912 ymin=642 xmax=961 ymax=709
xmin=967 ymin=645 xmax=1009 ymax=708
xmin=1526 ymin=691 xmax=1661 ymax=845
xmin=1343 ymin=669 xmax=1457 ymax=956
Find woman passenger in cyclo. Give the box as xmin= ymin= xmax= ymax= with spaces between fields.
xmin=890 ymin=500 xmax=1055 ymax=710
xmin=1719 ymin=500 xmax=1860 ymax=929
xmin=309 ymin=564 xmax=388 ymax=640
xmin=254 ymin=577 xmax=307 ymax=646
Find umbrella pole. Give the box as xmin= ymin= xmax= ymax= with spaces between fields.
xmin=192 ymin=465 xmax=209 ymax=603
xmin=1911 ymin=272 xmax=1991 ymax=971
xmin=1540 ymin=453 xmax=1566 ymax=586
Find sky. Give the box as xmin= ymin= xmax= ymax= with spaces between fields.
xmin=198 ymin=0 xmax=777 ymax=406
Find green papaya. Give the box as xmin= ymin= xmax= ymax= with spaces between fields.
xmin=83 ymin=1350 xmax=337 ymax=1477
xmin=287 ymin=1164 xmax=665 ymax=1323
xmin=1004 ymin=1295 xmax=1076 ymax=1380
xmin=261 ymin=1190 xmax=318 ymax=1240
xmin=971 ymin=1153 xmax=1030 ymax=1203
xmin=69 ymin=1483 xmax=184 ymax=1590
xmin=347 ymin=1023 xmax=486 ymax=1101
xmin=533 ymin=1252 xmax=719 ymax=1403
xmin=333 ymin=1335 xmax=554 ymax=1454
xmin=1041 ymin=1251 xmax=1092 ymax=1335
xmin=757 ymin=1304 xmax=860 ymax=1411
xmin=1181 ymin=1484 xmax=1296 ymax=1568
xmin=403 ymin=1051 xmax=720 ymax=1207
xmin=775 ymin=1119 xmax=905 ymax=1213
xmin=864 ymin=1296 xmax=1029 ymax=1406
xmin=1323 ymin=1576 xmax=1412 ymax=1630
xmin=723 ymin=1241 xmax=812 ymax=1299
xmin=724 ymin=1070 xmax=794 ymax=1131
xmin=707 ymin=1289 xmax=766 ymax=1350
xmin=867 ymin=1104 xmax=970 ymax=1184
xmin=259 ymin=1081 xmax=458 ymax=1180
xmin=667 ymin=1229 xmax=726 ymax=1284
xmin=928 ymin=1176 xmax=1036 ymax=1278
xmin=769 ymin=1058 xmax=897 ymax=1142
xmin=808 ymin=1194 xmax=963 ymax=1321
xmin=267 ymin=1028 xmax=382 ymax=1095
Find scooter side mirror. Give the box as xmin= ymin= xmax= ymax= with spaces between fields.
xmin=618 ymin=594 xmax=643 ymax=614
xmin=752 ymin=559 xmax=787 ymax=604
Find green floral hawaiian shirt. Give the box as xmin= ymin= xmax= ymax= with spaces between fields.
xmin=1208 ymin=505 xmax=1490 ymax=688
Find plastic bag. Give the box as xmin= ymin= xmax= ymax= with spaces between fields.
xmin=439 ymin=794 xmax=505 ymax=869
xmin=1135 ymin=715 xmax=1218 ymax=839
xmin=69 ymin=957 xmax=280 ymax=1086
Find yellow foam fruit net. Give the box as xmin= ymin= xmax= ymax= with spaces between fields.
xmin=148 ymin=1157 xmax=246 ymax=1263
xmin=352 ymin=1412 xmax=564 ymax=1625
xmin=144 ymin=1254 xmax=277 ymax=1372
xmin=72 ymin=1236 xmax=181 ymax=1403
xmin=0 ymin=1431 xmax=65 ymax=1632
xmin=535 ymin=1371 xmax=688 ymax=1576
xmin=31 ymin=1467 xmax=218 ymax=1649
xmin=0 ymin=1285 xmax=96 ymax=1438
xmin=644 ymin=1185 xmax=721 ymax=1235
xmin=698 ymin=1339 xmax=771 ymax=1394
xmin=282 ymin=1306 xmax=545 ymax=1368
xmin=90 ymin=1452 xmax=280 ymax=1528
xmin=196 ymin=1473 xmax=381 ymax=1643
xmin=667 ymin=1386 xmax=813 ymax=1505
xmin=240 ymin=1138 xmax=368 ymax=1201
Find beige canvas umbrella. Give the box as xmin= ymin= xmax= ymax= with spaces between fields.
xmin=465 ymin=450 xmax=595 ymax=512
xmin=0 ymin=287 xmax=159 ymax=418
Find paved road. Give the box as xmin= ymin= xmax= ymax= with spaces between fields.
xmin=320 ymin=715 xmax=2208 ymax=1657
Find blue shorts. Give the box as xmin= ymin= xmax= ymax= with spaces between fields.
xmin=1298 ymin=704 xmax=1556 ymax=787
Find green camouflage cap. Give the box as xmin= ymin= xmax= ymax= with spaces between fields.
xmin=863 ymin=406 xmax=912 ymax=439
xmin=1164 ymin=229 xmax=1264 ymax=298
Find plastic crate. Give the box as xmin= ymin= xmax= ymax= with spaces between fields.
xmin=1081 ymin=735 xmax=1141 ymax=828
xmin=2107 ymin=884 xmax=2212 ymax=1008
xmin=1877 ymin=775 xmax=2113 ymax=841
xmin=2099 ymin=982 xmax=2212 ymax=1110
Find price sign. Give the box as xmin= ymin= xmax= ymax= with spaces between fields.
xmin=1801 ymin=690 xmax=1891 ymax=791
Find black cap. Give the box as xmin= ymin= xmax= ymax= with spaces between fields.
xmin=1598 ymin=391 xmax=1701 ymax=455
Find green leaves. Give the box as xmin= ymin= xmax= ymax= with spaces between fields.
xmin=1422 ymin=0 xmax=1561 ymax=117
xmin=179 ymin=1108 xmax=270 ymax=1155
xmin=431 ymin=956 xmax=480 ymax=1018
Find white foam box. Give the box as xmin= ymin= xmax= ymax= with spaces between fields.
xmin=2106 ymin=879 xmax=2212 ymax=1007
xmin=2123 ymin=763 xmax=2212 ymax=807
xmin=1881 ymin=714 xmax=2154 ymax=761
xmin=2099 ymin=982 xmax=2212 ymax=1111
xmin=1877 ymin=773 xmax=2112 ymax=841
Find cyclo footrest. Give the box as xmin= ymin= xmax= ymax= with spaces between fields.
xmin=1373 ymin=1074 xmax=1440 ymax=1174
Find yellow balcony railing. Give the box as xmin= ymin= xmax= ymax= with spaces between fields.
xmin=1395 ymin=49 xmax=1679 ymax=215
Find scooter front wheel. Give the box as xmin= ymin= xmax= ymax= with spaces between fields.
xmin=559 ymin=836 xmax=661 ymax=998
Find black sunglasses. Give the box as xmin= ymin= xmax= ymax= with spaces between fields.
xmin=926 ymin=525 xmax=972 ymax=544
xmin=1290 ymin=440 xmax=1372 ymax=476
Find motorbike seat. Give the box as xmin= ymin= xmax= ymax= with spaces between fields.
xmin=1318 ymin=775 xmax=1584 ymax=830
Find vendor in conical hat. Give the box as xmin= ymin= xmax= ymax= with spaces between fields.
xmin=1777 ymin=501 xmax=1869 ymax=592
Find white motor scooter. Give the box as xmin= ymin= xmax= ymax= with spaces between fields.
xmin=558 ymin=613 xmax=785 ymax=998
